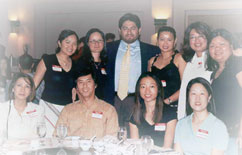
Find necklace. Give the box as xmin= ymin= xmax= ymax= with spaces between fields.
xmin=94 ymin=62 xmax=101 ymax=69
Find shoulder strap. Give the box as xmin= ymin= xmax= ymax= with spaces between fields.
xmin=151 ymin=55 xmax=159 ymax=67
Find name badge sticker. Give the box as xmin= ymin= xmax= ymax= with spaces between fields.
xmin=197 ymin=129 xmax=209 ymax=139
xmin=52 ymin=65 xmax=62 ymax=72
xmin=155 ymin=123 xmax=166 ymax=131
xmin=161 ymin=80 xmax=166 ymax=87
xmin=26 ymin=109 xmax=38 ymax=117
xmin=92 ymin=111 xmax=103 ymax=119
xmin=101 ymin=68 xmax=107 ymax=75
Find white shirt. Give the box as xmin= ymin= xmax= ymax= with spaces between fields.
xmin=0 ymin=100 xmax=45 ymax=139
xmin=177 ymin=51 xmax=212 ymax=120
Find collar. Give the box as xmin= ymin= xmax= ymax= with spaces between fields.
xmin=77 ymin=96 xmax=100 ymax=108
xmin=120 ymin=40 xmax=140 ymax=52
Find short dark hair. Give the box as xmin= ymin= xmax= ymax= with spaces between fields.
xmin=119 ymin=13 xmax=141 ymax=29
xmin=186 ymin=77 xmax=216 ymax=115
xmin=206 ymin=29 xmax=234 ymax=72
xmin=75 ymin=68 xmax=97 ymax=86
xmin=105 ymin=33 xmax=116 ymax=41
xmin=19 ymin=53 xmax=33 ymax=70
xmin=182 ymin=22 xmax=211 ymax=62
xmin=157 ymin=26 xmax=176 ymax=40
xmin=9 ymin=72 xmax=36 ymax=102
xmin=55 ymin=29 xmax=78 ymax=53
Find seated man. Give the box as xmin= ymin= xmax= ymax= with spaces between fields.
xmin=54 ymin=69 xmax=119 ymax=139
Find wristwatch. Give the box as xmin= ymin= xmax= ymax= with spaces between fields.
xmin=168 ymin=98 xmax=173 ymax=104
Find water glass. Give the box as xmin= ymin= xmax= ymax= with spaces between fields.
xmin=117 ymin=126 xmax=127 ymax=141
xmin=57 ymin=124 xmax=68 ymax=145
xmin=36 ymin=122 xmax=47 ymax=146
xmin=141 ymin=135 xmax=154 ymax=154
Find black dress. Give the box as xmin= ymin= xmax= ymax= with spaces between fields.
xmin=211 ymin=56 xmax=242 ymax=136
xmin=76 ymin=59 xmax=107 ymax=100
xmin=41 ymin=54 xmax=76 ymax=105
xmin=151 ymin=54 xmax=181 ymax=116
xmin=129 ymin=109 xmax=176 ymax=147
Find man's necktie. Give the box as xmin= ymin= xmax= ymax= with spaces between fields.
xmin=117 ymin=45 xmax=130 ymax=100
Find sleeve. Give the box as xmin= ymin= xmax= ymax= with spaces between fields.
xmin=105 ymin=106 xmax=119 ymax=137
xmin=211 ymin=120 xmax=229 ymax=150
xmin=174 ymin=120 xmax=182 ymax=144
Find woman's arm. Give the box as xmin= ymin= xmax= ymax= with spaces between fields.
xmin=129 ymin=122 xmax=139 ymax=139
xmin=33 ymin=59 xmax=46 ymax=88
xmin=163 ymin=119 xmax=177 ymax=148
xmin=147 ymin=57 xmax=155 ymax=72
xmin=174 ymin=53 xmax=187 ymax=80
xmin=174 ymin=143 xmax=184 ymax=155
xmin=236 ymin=71 xmax=242 ymax=88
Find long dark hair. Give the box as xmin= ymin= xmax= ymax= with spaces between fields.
xmin=55 ymin=29 xmax=78 ymax=53
xmin=206 ymin=29 xmax=234 ymax=72
xmin=182 ymin=22 xmax=211 ymax=62
xmin=133 ymin=72 xmax=164 ymax=125
xmin=80 ymin=28 xmax=107 ymax=65
xmin=8 ymin=72 xmax=36 ymax=102
xmin=186 ymin=77 xmax=216 ymax=115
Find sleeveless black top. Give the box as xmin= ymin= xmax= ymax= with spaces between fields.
xmin=41 ymin=54 xmax=75 ymax=105
xmin=151 ymin=54 xmax=181 ymax=111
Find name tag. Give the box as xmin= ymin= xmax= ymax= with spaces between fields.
xmin=26 ymin=109 xmax=36 ymax=114
xmin=52 ymin=65 xmax=62 ymax=72
xmin=197 ymin=129 xmax=209 ymax=139
xmin=154 ymin=123 xmax=166 ymax=131
xmin=161 ymin=80 xmax=166 ymax=87
xmin=101 ymin=68 xmax=107 ymax=75
xmin=92 ymin=111 xmax=103 ymax=119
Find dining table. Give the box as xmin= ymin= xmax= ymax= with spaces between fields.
xmin=0 ymin=136 xmax=180 ymax=155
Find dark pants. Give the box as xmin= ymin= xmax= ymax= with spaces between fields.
xmin=114 ymin=94 xmax=135 ymax=126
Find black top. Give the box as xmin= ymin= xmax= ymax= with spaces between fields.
xmin=41 ymin=54 xmax=75 ymax=105
xmin=211 ymin=56 xmax=242 ymax=136
xmin=151 ymin=54 xmax=181 ymax=114
xmin=76 ymin=59 xmax=107 ymax=100
xmin=130 ymin=109 xmax=176 ymax=147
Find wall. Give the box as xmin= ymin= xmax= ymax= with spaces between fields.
xmin=33 ymin=0 xmax=155 ymax=58
xmin=173 ymin=0 xmax=242 ymax=50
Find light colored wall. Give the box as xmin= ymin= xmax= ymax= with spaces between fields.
xmin=173 ymin=0 xmax=242 ymax=50
xmin=33 ymin=0 xmax=155 ymax=58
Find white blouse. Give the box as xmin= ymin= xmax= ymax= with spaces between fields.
xmin=177 ymin=51 xmax=212 ymax=120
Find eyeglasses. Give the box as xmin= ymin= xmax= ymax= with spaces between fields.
xmin=121 ymin=26 xmax=137 ymax=31
xmin=89 ymin=40 xmax=104 ymax=44
xmin=189 ymin=35 xmax=206 ymax=41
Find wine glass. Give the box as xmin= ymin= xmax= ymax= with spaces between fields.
xmin=36 ymin=122 xmax=47 ymax=146
xmin=57 ymin=124 xmax=68 ymax=145
xmin=141 ymin=135 xmax=154 ymax=155
xmin=117 ymin=126 xmax=127 ymax=141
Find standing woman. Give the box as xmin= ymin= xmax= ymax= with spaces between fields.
xmin=174 ymin=77 xmax=229 ymax=155
xmin=148 ymin=26 xmax=186 ymax=117
xmin=206 ymin=29 xmax=242 ymax=153
xmin=177 ymin=22 xmax=212 ymax=120
xmin=76 ymin=28 xmax=107 ymax=100
xmin=33 ymin=29 xmax=78 ymax=137
xmin=129 ymin=72 xmax=177 ymax=148
xmin=0 ymin=73 xmax=44 ymax=139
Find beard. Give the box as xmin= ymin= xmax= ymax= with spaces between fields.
xmin=121 ymin=34 xmax=140 ymax=44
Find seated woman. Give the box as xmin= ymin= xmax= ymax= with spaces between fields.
xmin=0 ymin=73 xmax=44 ymax=139
xmin=129 ymin=72 xmax=177 ymax=148
xmin=174 ymin=77 xmax=229 ymax=155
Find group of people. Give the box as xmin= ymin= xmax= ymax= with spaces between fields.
xmin=0 ymin=12 xmax=242 ymax=154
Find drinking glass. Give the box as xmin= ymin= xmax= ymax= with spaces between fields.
xmin=117 ymin=126 xmax=127 ymax=141
xmin=36 ymin=122 xmax=47 ymax=146
xmin=141 ymin=135 xmax=154 ymax=155
xmin=57 ymin=124 xmax=68 ymax=145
